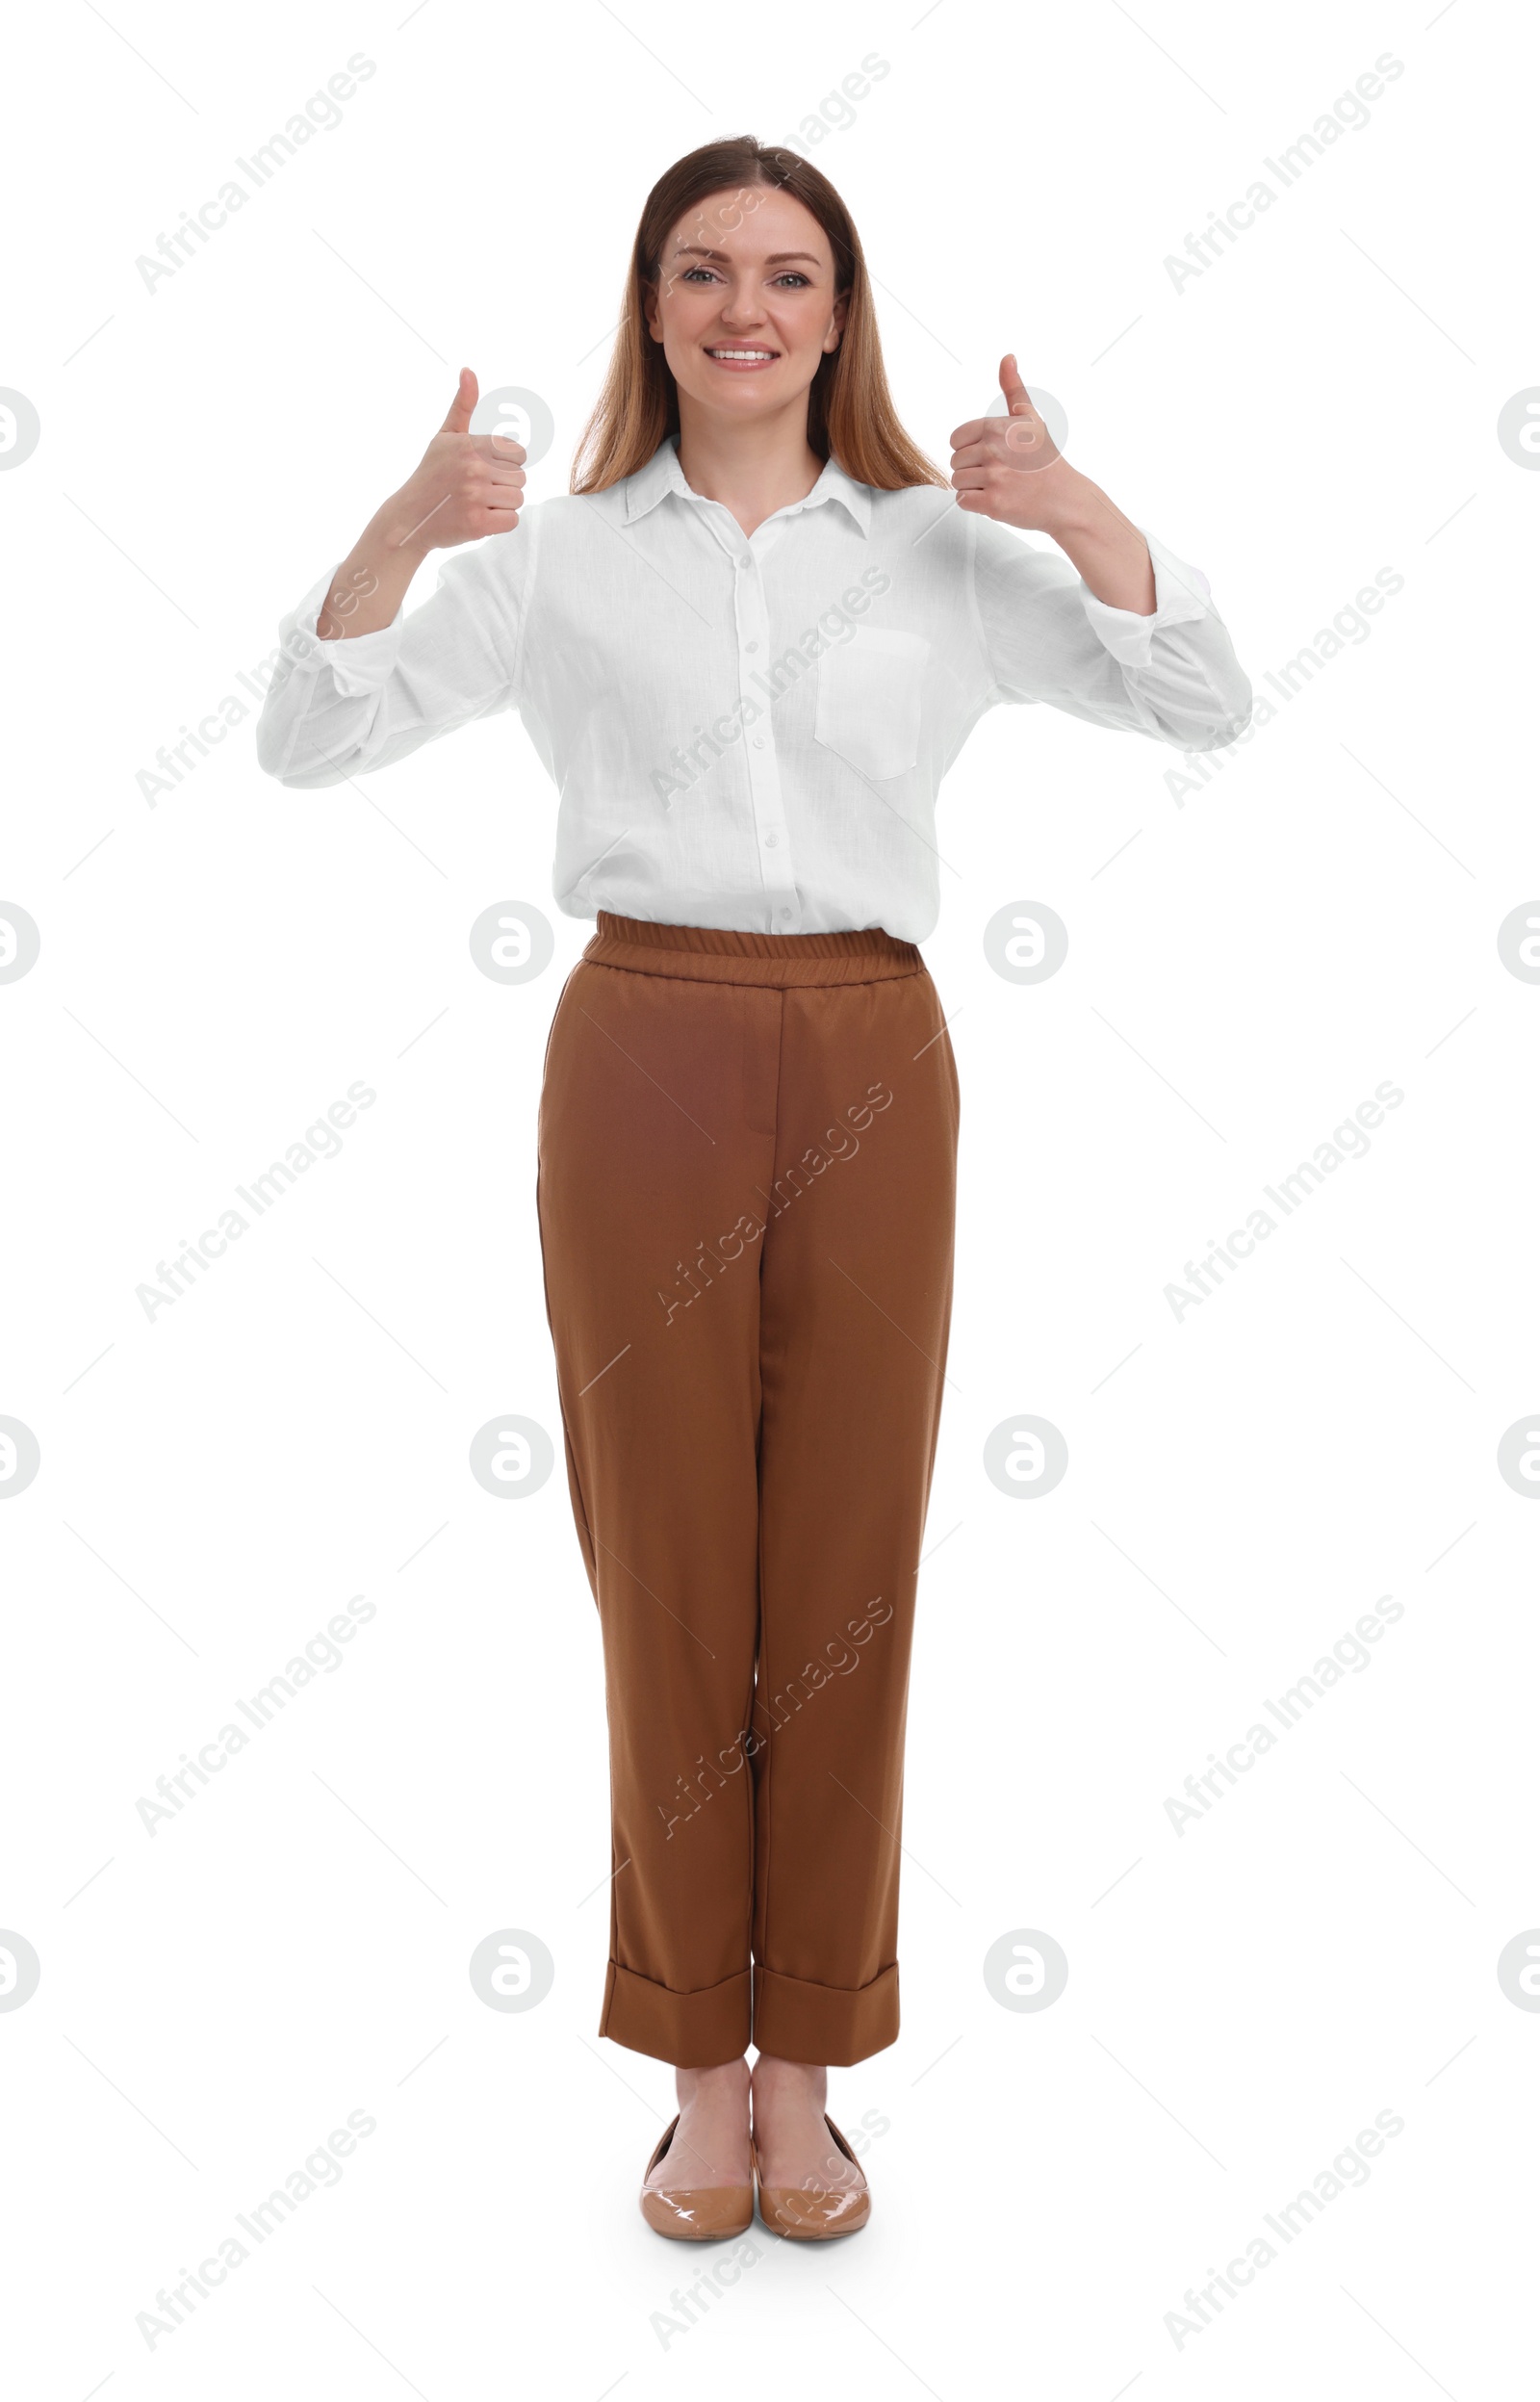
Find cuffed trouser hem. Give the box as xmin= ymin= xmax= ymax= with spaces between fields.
xmin=752 ymin=1963 xmax=900 ymax=2067
xmin=600 ymin=1960 xmax=753 ymax=2067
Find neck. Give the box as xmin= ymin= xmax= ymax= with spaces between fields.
xmin=673 ymin=396 xmax=825 ymax=537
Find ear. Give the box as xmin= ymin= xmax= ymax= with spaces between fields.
xmin=825 ymin=289 xmax=850 ymax=353
xmin=642 ymin=278 xmax=664 ymax=343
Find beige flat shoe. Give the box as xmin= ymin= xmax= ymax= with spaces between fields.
xmin=639 ymin=2112 xmax=755 ymax=2241
xmin=752 ymin=2113 xmax=871 ymax=2240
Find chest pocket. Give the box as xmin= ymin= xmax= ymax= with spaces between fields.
xmin=813 ymin=627 xmax=931 ymax=782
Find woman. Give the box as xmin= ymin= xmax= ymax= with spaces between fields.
xmin=257 ymin=135 xmax=1251 ymax=2242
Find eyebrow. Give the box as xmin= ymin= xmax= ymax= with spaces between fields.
xmin=670 ymin=245 xmax=823 ymax=266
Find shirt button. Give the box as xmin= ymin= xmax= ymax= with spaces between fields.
xmin=764 ymin=831 xmax=779 ymax=847
xmin=745 ymin=640 xmax=758 ymax=653
xmin=753 ymin=736 xmax=765 ymax=749
xmin=779 ymin=907 xmax=794 ymax=921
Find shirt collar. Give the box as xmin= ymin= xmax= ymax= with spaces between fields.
xmin=621 ymin=435 xmax=871 ymax=536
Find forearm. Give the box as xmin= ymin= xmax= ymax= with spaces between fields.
xmin=1039 ymin=466 xmax=1157 ymax=616
xmin=316 ymin=500 xmax=436 ymax=639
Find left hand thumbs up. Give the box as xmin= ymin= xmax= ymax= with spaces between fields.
xmin=948 ymin=352 xmax=1066 ymax=530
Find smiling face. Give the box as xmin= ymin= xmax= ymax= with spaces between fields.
xmin=643 ymin=184 xmax=848 ymax=429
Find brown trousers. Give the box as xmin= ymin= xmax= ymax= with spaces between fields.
xmin=536 ymin=913 xmax=960 ymax=2068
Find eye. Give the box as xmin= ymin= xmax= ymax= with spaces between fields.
xmin=680 ymin=265 xmax=719 ymax=283
xmin=773 ymin=272 xmax=810 ymax=288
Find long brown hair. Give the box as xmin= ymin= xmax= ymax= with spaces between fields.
xmin=571 ymin=137 xmax=947 ymax=496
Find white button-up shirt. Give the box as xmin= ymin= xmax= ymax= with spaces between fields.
xmin=255 ymin=435 xmax=1251 ymax=942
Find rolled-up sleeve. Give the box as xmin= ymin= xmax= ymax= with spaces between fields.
xmin=255 ymin=520 xmax=536 ymax=788
xmin=969 ymin=512 xmax=1252 ymax=753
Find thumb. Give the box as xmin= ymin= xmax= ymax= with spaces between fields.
xmin=999 ymin=352 xmax=1032 ymax=415
xmin=439 ymin=367 xmax=478 ymax=436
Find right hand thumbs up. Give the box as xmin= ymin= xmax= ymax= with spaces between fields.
xmin=390 ymin=366 xmax=526 ymax=555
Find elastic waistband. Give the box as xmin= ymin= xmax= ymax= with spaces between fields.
xmin=582 ymin=911 xmax=923 ymax=990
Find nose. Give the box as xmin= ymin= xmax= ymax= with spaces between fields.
xmin=718 ymin=276 xmax=767 ymax=329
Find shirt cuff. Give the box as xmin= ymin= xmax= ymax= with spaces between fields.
xmin=273 ymin=569 xmax=406 ymax=697
xmin=1078 ymin=529 xmax=1215 ymax=663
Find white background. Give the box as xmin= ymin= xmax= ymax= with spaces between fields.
xmin=4 ymin=0 xmax=1537 ymax=2394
